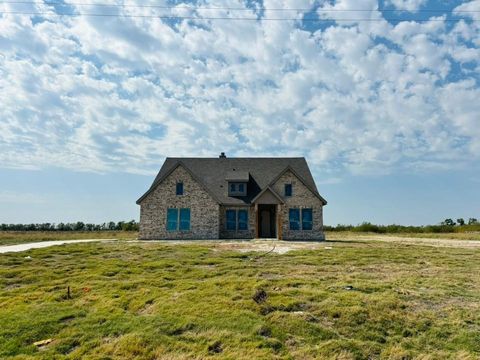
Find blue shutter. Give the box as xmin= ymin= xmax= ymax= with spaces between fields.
xmin=238 ymin=183 xmax=245 ymax=192
xmin=285 ymin=184 xmax=292 ymax=196
xmin=226 ymin=210 xmax=236 ymax=230
xmin=238 ymin=210 xmax=248 ymax=230
xmin=289 ymin=208 xmax=300 ymax=230
xmin=302 ymin=208 xmax=313 ymax=230
xmin=176 ymin=182 xmax=184 ymax=195
xmin=166 ymin=208 xmax=178 ymax=231
xmin=179 ymin=208 xmax=190 ymax=231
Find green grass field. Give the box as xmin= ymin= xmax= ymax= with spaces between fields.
xmin=1 ymin=239 xmax=479 ymax=359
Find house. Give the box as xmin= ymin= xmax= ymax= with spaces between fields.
xmin=136 ymin=154 xmax=327 ymax=240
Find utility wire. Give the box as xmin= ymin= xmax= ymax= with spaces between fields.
xmin=0 ymin=11 xmax=478 ymax=21
xmin=0 ymin=1 xmax=479 ymax=12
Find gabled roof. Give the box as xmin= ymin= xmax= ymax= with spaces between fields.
xmin=137 ymin=157 xmax=327 ymax=205
xmin=251 ymin=186 xmax=285 ymax=204
xmin=268 ymin=165 xmax=328 ymax=205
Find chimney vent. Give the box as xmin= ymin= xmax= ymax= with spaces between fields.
xmin=219 ymin=152 xmax=226 ymax=158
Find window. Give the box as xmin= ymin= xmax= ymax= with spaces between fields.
xmin=226 ymin=209 xmax=249 ymax=230
xmin=179 ymin=208 xmax=191 ymax=231
xmin=166 ymin=208 xmax=190 ymax=231
xmin=238 ymin=210 xmax=248 ymax=230
xmin=289 ymin=208 xmax=313 ymax=230
xmin=289 ymin=208 xmax=300 ymax=230
xmin=285 ymin=184 xmax=292 ymax=197
xmin=166 ymin=208 xmax=178 ymax=231
xmin=226 ymin=210 xmax=236 ymax=230
xmin=176 ymin=182 xmax=184 ymax=195
xmin=228 ymin=182 xmax=247 ymax=196
xmin=302 ymin=208 xmax=313 ymax=230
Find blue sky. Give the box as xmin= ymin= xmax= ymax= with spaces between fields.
xmin=0 ymin=0 xmax=479 ymax=225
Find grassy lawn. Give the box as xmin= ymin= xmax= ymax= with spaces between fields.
xmin=0 ymin=231 xmax=138 ymax=246
xmin=1 ymin=240 xmax=479 ymax=359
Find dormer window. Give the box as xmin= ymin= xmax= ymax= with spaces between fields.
xmin=228 ymin=182 xmax=247 ymax=196
xmin=226 ymin=170 xmax=249 ymax=197
xmin=285 ymin=183 xmax=292 ymax=197
xmin=176 ymin=182 xmax=184 ymax=195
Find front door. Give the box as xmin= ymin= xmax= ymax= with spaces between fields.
xmin=258 ymin=204 xmax=276 ymax=238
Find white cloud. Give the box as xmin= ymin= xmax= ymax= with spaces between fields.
xmin=0 ymin=1 xmax=479 ymax=178
xmin=386 ymin=0 xmax=427 ymax=12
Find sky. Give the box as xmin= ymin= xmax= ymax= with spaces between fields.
xmin=0 ymin=0 xmax=479 ymax=226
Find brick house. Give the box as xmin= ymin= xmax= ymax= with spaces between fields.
xmin=136 ymin=154 xmax=327 ymax=240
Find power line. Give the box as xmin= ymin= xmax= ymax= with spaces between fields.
xmin=0 ymin=11 xmax=478 ymax=21
xmin=0 ymin=1 xmax=479 ymax=13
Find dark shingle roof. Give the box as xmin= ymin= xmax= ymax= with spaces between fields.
xmin=137 ymin=157 xmax=326 ymax=205
xmin=225 ymin=171 xmax=250 ymax=182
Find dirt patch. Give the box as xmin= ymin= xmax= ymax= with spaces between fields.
xmin=213 ymin=240 xmax=324 ymax=254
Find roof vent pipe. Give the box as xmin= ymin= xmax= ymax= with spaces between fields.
xmin=219 ymin=152 xmax=226 ymax=158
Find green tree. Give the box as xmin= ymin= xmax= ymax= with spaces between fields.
xmin=456 ymin=218 xmax=465 ymax=226
xmin=73 ymin=222 xmax=85 ymax=231
xmin=468 ymin=218 xmax=478 ymax=225
xmin=442 ymin=219 xmax=455 ymax=226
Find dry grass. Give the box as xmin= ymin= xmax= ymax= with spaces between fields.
xmin=326 ymin=231 xmax=480 ymax=241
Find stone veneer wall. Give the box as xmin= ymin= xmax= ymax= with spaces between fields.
xmin=219 ymin=205 xmax=255 ymax=239
xmin=272 ymin=170 xmax=325 ymax=240
xmin=138 ymin=165 xmax=220 ymax=239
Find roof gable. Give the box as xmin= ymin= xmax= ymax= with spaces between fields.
xmin=251 ymin=186 xmax=284 ymax=205
xmin=268 ymin=165 xmax=328 ymax=205
xmin=136 ymin=161 xmax=221 ymax=204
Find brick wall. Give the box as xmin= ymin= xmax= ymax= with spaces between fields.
xmin=271 ymin=170 xmax=325 ymax=240
xmin=138 ymin=165 xmax=220 ymax=239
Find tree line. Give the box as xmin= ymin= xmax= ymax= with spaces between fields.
xmin=0 ymin=220 xmax=139 ymax=232
xmin=325 ymin=218 xmax=480 ymax=233
xmin=1 ymin=218 xmax=479 ymax=233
